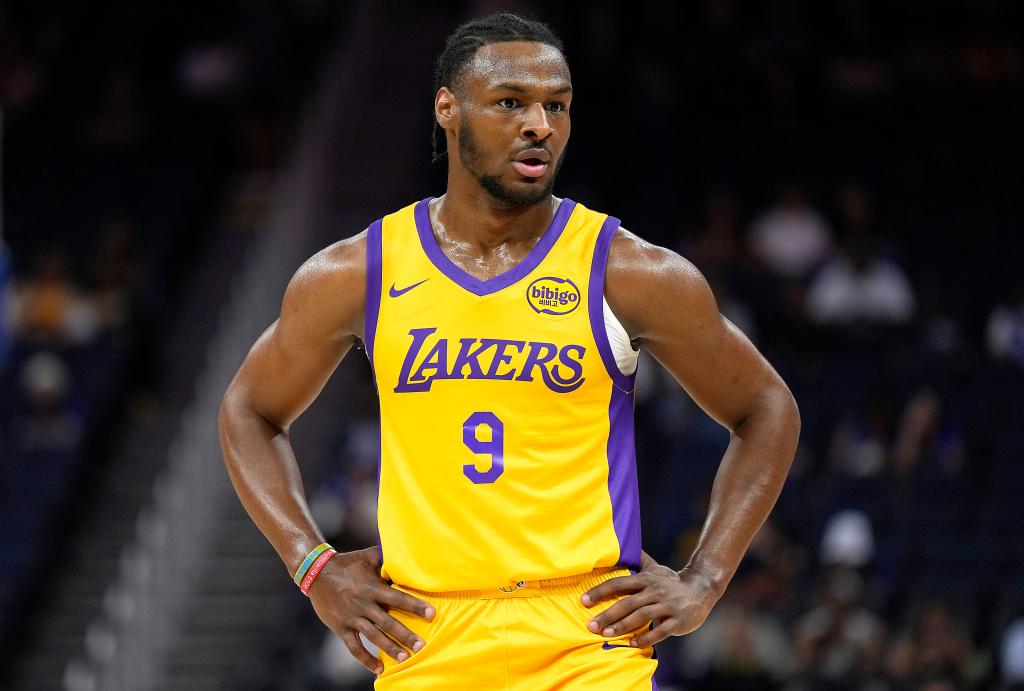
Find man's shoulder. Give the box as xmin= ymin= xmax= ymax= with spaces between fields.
xmin=282 ymin=231 xmax=368 ymax=334
xmin=298 ymin=231 xmax=368 ymax=286
xmin=607 ymin=227 xmax=700 ymax=281
xmin=604 ymin=225 xmax=709 ymax=340
xmin=275 ymin=229 xmax=371 ymax=339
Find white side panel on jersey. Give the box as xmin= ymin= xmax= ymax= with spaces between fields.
xmin=603 ymin=297 xmax=640 ymax=376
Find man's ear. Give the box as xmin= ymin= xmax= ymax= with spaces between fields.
xmin=435 ymin=86 xmax=458 ymax=130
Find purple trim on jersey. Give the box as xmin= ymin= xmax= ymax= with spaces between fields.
xmin=375 ymin=423 xmax=384 ymax=564
xmin=606 ymin=382 xmax=642 ymax=569
xmin=364 ymin=218 xmax=384 ymax=364
xmin=587 ymin=214 xmax=634 ymax=391
xmin=588 ymin=213 xmax=642 ymax=570
xmin=413 ymin=196 xmax=577 ymax=296
xmin=363 ymin=218 xmax=384 ymax=559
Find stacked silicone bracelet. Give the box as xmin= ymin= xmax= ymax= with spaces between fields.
xmin=299 ymin=547 xmax=338 ymax=595
xmin=293 ymin=542 xmax=333 ymax=585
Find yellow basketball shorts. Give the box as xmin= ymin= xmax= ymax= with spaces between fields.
xmin=376 ymin=567 xmax=658 ymax=690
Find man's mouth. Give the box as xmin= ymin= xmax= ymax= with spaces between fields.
xmin=512 ymin=149 xmax=551 ymax=178
xmin=512 ymin=158 xmax=548 ymax=178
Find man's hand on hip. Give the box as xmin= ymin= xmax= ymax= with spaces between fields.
xmin=579 ymin=558 xmax=720 ymax=648
xmin=307 ymin=546 xmax=435 ymax=674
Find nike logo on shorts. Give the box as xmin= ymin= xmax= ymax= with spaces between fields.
xmin=602 ymin=641 xmax=633 ymax=650
xmin=389 ymin=278 xmax=429 ymax=298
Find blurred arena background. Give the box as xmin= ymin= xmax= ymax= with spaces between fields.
xmin=2 ymin=1 xmax=1024 ymax=689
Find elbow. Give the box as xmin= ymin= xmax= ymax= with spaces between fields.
xmin=739 ymin=381 xmax=801 ymax=450
xmin=733 ymin=380 xmax=801 ymax=443
xmin=765 ymin=382 xmax=801 ymax=468
xmin=219 ymin=380 xmax=287 ymax=440
xmin=763 ymin=376 xmax=800 ymax=441
xmin=783 ymin=384 xmax=801 ymax=446
xmin=778 ymin=381 xmax=800 ymax=434
xmin=219 ymin=383 xmax=257 ymax=449
xmin=218 ymin=386 xmax=242 ymax=468
xmin=218 ymin=382 xmax=243 ymax=436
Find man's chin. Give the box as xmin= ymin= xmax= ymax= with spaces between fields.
xmin=479 ymin=174 xmax=555 ymax=208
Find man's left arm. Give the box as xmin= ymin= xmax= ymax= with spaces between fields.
xmin=581 ymin=229 xmax=801 ymax=647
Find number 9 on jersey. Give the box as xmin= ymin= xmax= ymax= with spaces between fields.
xmin=462 ymin=411 xmax=504 ymax=484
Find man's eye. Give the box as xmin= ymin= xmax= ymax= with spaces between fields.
xmin=548 ymin=102 xmax=566 ymax=113
xmin=498 ymin=98 xmax=519 ymax=108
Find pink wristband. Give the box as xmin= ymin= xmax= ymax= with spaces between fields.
xmin=300 ymin=548 xmax=338 ymax=595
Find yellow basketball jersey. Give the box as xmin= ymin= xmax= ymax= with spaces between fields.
xmin=364 ymin=197 xmax=641 ymax=592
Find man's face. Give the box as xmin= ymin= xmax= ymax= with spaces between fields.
xmin=446 ymin=41 xmax=572 ymax=208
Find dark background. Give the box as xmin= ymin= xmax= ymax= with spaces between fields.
xmin=2 ymin=1 xmax=1023 ymax=689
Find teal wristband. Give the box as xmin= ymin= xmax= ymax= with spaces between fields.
xmin=293 ymin=543 xmax=332 ymax=585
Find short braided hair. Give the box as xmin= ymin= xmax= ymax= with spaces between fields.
xmin=431 ymin=12 xmax=565 ymax=163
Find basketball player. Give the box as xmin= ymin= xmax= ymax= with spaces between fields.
xmin=219 ymin=13 xmax=800 ymax=690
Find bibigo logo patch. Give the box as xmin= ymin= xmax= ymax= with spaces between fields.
xmin=526 ymin=276 xmax=581 ymax=316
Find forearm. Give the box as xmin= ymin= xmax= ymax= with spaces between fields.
xmin=218 ymin=392 xmax=325 ymax=575
xmin=685 ymin=386 xmax=800 ymax=594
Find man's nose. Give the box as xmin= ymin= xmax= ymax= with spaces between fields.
xmin=521 ymin=103 xmax=552 ymax=141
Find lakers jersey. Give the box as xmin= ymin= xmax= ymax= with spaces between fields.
xmin=364 ymin=197 xmax=641 ymax=592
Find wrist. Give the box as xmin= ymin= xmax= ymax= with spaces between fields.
xmin=679 ymin=560 xmax=729 ymax=599
xmin=639 ymin=550 xmax=658 ymax=571
xmin=285 ymin=535 xmax=329 ymax=575
xmin=292 ymin=542 xmax=334 ymax=585
xmin=354 ymin=544 xmax=382 ymax=565
xmin=299 ymin=547 xmax=339 ymax=595
xmin=357 ymin=544 xmax=383 ymax=569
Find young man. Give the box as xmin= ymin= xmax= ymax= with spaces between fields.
xmin=219 ymin=13 xmax=800 ymax=690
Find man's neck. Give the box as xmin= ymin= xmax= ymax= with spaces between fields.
xmin=434 ymin=176 xmax=558 ymax=251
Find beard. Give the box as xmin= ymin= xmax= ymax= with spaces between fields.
xmin=458 ymin=118 xmax=564 ymax=209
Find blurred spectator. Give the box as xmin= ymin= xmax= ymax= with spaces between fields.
xmin=820 ymin=510 xmax=875 ymax=570
xmin=914 ymin=281 xmax=961 ymax=358
xmin=886 ymin=602 xmax=984 ymax=689
xmin=828 ymin=396 xmax=893 ymax=480
xmin=987 ymin=286 xmax=1024 ymax=367
xmin=791 ymin=567 xmax=888 ymax=688
xmin=805 ymin=230 xmax=915 ymax=328
xmin=90 ymin=215 xmax=148 ymax=336
xmin=7 ymin=249 xmax=100 ymax=346
xmin=804 ymin=184 xmax=914 ymax=328
xmin=748 ymin=186 xmax=833 ymax=280
xmin=680 ymin=602 xmax=792 ymax=689
xmin=890 ymin=389 xmax=964 ymax=480
xmin=1002 ymin=618 xmax=1024 ymax=689
xmin=177 ymin=42 xmax=246 ymax=97
xmin=12 ymin=351 xmax=83 ymax=455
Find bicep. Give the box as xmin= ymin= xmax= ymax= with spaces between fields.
xmin=227 ymin=237 xmax=366 ymax=432
xmin=608 ymin=234 xmax=785 ymax=432
xmin=645 ymin=307 xmax=779 ymax=432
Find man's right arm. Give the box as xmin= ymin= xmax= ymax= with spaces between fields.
xmin=218 ymin=231 xmax=432 ymax=673
xmin=219 ymin=233 xmax=366 ymax=570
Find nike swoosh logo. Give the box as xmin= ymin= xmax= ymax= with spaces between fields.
xmin=388 ymin=279 xmax=429 ymax=298
xmin=602 ymin=641 xmax=633 ymax=650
